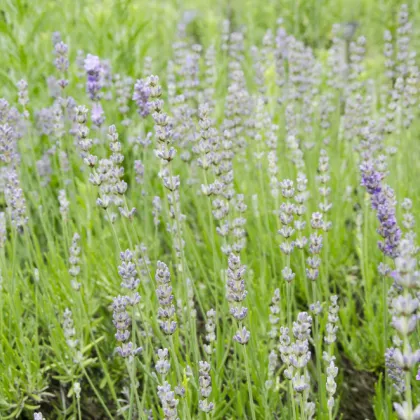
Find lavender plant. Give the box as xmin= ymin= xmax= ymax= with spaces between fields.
xmin=2 ymin=3 xmax=420 ymax=420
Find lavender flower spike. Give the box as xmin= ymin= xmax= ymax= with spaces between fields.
xmin=157 ymin=382 xmax=179 ymax=420
xmin=84 ymin=54 xmax=102 ymax=100
xmin=198 ymin=361 xmax=215 ymax=412
xmin=360 ymin=161 xmax=401 ymax=258
xmin=133 ymin=78 xmax=151 ymax=117
xmin=5 ymin=169 xmax=28 ymax=232
xmin=155 ymin=261 xmax=177 ymax=335
xmin=112 ymin=296 xmax=142 ymax=358
xmin=227 ymin=253 xmax=248 ymax=321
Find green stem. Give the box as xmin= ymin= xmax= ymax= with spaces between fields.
xmin=243 ymin=346 xmax=257 ymax=420
xmin=287 ymin=281 xmax=292 ymax=331
xmin=77 ymin=397 xmax=82 ymax=420
xmin=82 ymin=366 xmax=113 ymax=419
xmin=289 ymin=381 xmax=297 ymax=420
xmin=312 ymin=281 xmax=323 ymax=414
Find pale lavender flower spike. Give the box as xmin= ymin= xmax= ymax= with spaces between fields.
xmin=360 ymin=161 xmax=401 ymax=258
xmin=133 ymin=79 xmax=151 ymax=117
xmin=54 ymin=41 xmax=69 ymax=89
xmin=84 ymin=54 xmax=102 ymax=100
xmin=155 ymin=261 xmax=177 ymax=335
xmin=91 ymin=102 xmax=105 ymax=127
xmin=112 ymin=296 xmax=142 ymax=358
xmin=5 ymin=169 xmax=28 ymax=232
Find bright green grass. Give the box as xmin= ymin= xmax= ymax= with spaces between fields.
xmin=0 ymin=0 xmax=418 ymax=92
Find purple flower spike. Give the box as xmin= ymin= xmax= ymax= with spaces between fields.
xmin=91 ymin=102 xmax=105 ymax=127
xmin=360 ymin=161 xmax=401 ymax=259
xmin=84 ymin=54 xmax=102 ymax=101
xmin=133 ymin=79 xmax=151 ymax=117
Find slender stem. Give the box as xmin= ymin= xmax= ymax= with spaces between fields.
xmin=169 ymin=336 xmax=191 ymax=420
xmin=382 ymin=269 xmax=389 ymax=419
xmin=289 ymin=381 xmax=297 ymax=420
xmin=79 ymin=292 xmax=121 ymax=411
xmin=127 ymin=342 xmax=135 ymax=419
xmin=242 ymin=346 xmax=257 ymax=420
xmin=300 ymin=394 xmax=306 ymax=420
xmin=287 ymin=281 xmax=292 ymax=331
xmin=77 ymin=397 xmax=82 ymax=420
xmin=363 ymin=194 xmax=371 ymax=319
xmin=82 ymin=366 xmax=114 ymax=419
xmin=301 ymin=250 xmax=309 ymax=302
xmin=403 ymin=290 xmax=413 ymax=417
xmin=105 ymin=209 xmax=122 ymax=252
xmin=60 ymin=383 xmax=67 ymax=415
xmin=202 ymin=168 xmax=218 ymax=275
xmin=312 ymin=281 xmax=323 ymax=413
xmin=166 ymin=159 xmax=199 ymax=370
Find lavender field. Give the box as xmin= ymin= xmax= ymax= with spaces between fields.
xmin=1 ymin=0 xmax=420 ymax=419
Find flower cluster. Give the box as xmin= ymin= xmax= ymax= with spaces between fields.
xmin=194 ymin=104 xmax=217 ymax=177
xmin=88 ymin=125 xmax=136 ymax=219
xmin=198 ymin=361 xmax=214 ymax=413
xmin=202 ymin=44 xmax=216 ymax=108
xmin=360 ymin=160 xmax=401 ymax=258
xmin=155 ymin=261 xmax=177 ymax=335
xmin=226 ymin=253 xmax=248 ymax=320
xmin=278 ymin=179 xmax=296 ymax=282
xmin=401 ymin=198 xmax=417 ymax=244
xmin=75 ymin=105 xmax=95 ymax=166
xmin=16 ymin=79 xmax=29 ymax=117
xmin=268 ymin=288 xmax=281 ymax=340
xmin=68 ymin=233 xmax=81 ymax=291
xmin=265 ymin=350 xmax=278 ymax=390
xmin=317 ymin=150 xmax=332 ymax=231
xmin=155 ymin=348 xmax=171 ymax=376
xmin=4 ymin=169 xmax=28 ymax=232
xmin=226 ymin=252 xmax=251 ymax=345
xmin=134 ymin=160 xmax=144 ymax=186
xmin=119 ymin=249 xmax=141 ymax=304
xmin=385 ymin=347 xmax=405 ymax=394
xmin=84 ymin=54 xmax=102 ymax=101
xmin=389 ymin=238 xmax=420 ymax=418
xmin=58 ymin=189 xmax=70 ymax=219
xmin=54 ymin=41 xmax=69 ymax=89
xmin=323 ymin=296 xmax=339 ymax=412
xmin=133 ymin=78 xmax=151 ymax=117
xmin=114 ymin=74 xmax=132 ymax=124
xmin=112 ymin=296 xmax=142 ymax=358
xmin=279 ymin=312 xmax=313 ymax=401
xmin=62 ymin=308 xmax=78 ymax=349
xmin=135 ymin=243 xmax=151 ymax=281
xmin=146 ymin=75 xmax=185 ymax=259
xmin=324 ymin=354 xmax=338 ymax=411
xmin=0 ymin=119 xmax=19 ymax=165
xmin=203 ymin=309 xmax=216 ymax=355
xmin=306 ymin=214 xmax=323 ymax=282
xmin=152 ymin=196 xmax=162 ymax=227
xmin=157 ymin=382 xmax=179 ymax=420
xmin=294 ymin=172 xmax=309 ymax=249
xmin=324 ymin=295 xmax=339 ymax=345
